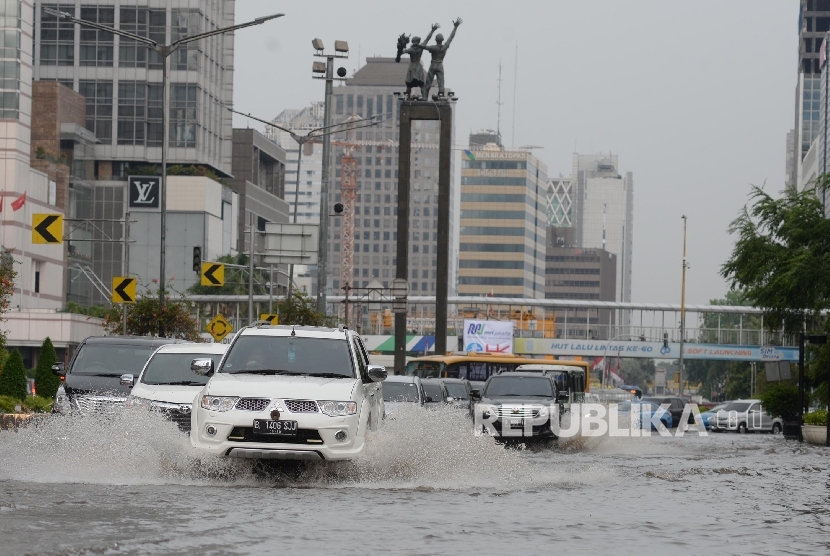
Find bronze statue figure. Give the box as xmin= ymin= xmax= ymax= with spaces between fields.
xmin=395 ymin=23 xmax=439 ymax=100
xmin=422 ymin=18 xmax=462 ymax=98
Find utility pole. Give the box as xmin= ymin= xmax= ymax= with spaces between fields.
xmin=679 ymin=215 xmax=688 ymax=397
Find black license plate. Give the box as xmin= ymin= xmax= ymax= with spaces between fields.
xmin=252 ymin=419 xmax=298 ymax=435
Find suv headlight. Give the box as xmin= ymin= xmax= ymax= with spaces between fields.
xmin=54 ymin=386 xmax=70 ymax=413
xmin=318 ymin=401 xmax=357 ymax=416
xmin=201 ymin=396 xmax=239 ymax=412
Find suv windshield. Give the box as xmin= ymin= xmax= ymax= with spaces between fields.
xmin=484 ymin=376 xmax=554 ymax=397
xmin=220 ymin=336 xmax=355 ymax=378
xmin=141 ymin=352 xmax=222 ymax=385
xmin=444 ymin=383 xmax=468 ymax=399
xmin=71 ymin=344 xmax=157 ymax=376
xmin=382 ymin=382 xmax=420 ymax=402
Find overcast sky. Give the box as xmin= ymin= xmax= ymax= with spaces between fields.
xmin=232 ymin=1 xmax=795 ymax=306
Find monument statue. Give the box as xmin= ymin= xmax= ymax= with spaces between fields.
xmin=395 ymin=23 xmax=439 ymax=100
xmin=422 ymin=18 xmax=462 ymax=98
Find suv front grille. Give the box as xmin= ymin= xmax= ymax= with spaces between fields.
xmin=495 ymin=406 xmax=541 ymax=418
xmin=227 ymin=427 xmax=323 ymax=444
xmin=285 ymin=400 xmax=318 ymax=413
xmin=75 ymin=396 xmax=127 ymax=413
xmin=234 ymin=398 xmax=271 ymax=412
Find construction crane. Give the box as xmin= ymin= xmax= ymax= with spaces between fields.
xmin=338 ymin=117 xmax=359 ymax=304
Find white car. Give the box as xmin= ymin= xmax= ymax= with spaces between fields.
xmin=127 ymin=343 xmax=228 ymax=432
xmin=189 ymin=324 xmax=386 ymax=461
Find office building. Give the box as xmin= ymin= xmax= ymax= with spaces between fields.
xmin=546 ymin=176 xmax=574 ymax=227
xmin=571 ymin=153 xmax=634 ymax=308
xmin=458 ymin=138 xmax=547 ymax=298
xmin=325 ymin=57 xmax=457 ymax=301
xmin=266 ymin=102 xmax=325 ymax=225
xmin=545 ymin=227 xmax=616 ymax=339
xmin=29 ymin=1 xmax=256 ymax=305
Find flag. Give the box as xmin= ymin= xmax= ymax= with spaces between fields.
xmin=464 ymin=149 xmax=476 ymax=161
xmin=11 ymin=192 xmax=26 ymax=211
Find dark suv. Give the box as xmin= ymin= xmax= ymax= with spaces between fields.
xmin=642 ymin=396 xmax=694 ymax=426
xmin=52 ymin=336 xmax=188 ymax=414
xmin=476 ymin=372 xmax=561 ymax=442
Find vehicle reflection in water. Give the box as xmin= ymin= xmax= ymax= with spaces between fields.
xmin=0 ymin=405 xmax=827 ymax=554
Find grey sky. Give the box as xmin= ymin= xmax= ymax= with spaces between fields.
xmin=232 ymin=1 xmax=795 ymax=306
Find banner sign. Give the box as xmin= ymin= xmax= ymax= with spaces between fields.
xmin=463 ymin=319 xmax=514 ymax=354
xmin=513 ymin=338 xmax=798 ymax=362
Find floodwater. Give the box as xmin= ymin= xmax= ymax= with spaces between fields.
xmin=0 ymin=407 xmax=828 ymax=556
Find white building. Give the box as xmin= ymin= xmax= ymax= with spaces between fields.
xmin=1 ymin=0 xmax=65 ymax=311
xmin=572 ymin=154 xmax=634 ymax=308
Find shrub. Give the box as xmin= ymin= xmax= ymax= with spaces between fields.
xmin=0 ymin=395 xmax=22 ymax=413
xmin=24 ymin=395 xmax=53 ymax=413
xmin=804 ymin=409 xmax=828 ymax=426
xmin=0 ymin=349 xmax=26 ymax=401
xmin=34 ymin=337 xmax=60 ymax=400
xmin=759 ymin=381 xmax=799 ymax=421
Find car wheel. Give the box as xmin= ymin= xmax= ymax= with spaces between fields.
xmin=737 ymin=422 xmax=748 ymax=434
xmin=772 ymin=422 xmax=782 ymax=434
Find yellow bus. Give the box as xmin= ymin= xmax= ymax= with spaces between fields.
xmin=405 ymin=353 xmax=591 ymax=399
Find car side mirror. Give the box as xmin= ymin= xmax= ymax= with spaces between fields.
xmin=120 ymin=373 xmax=134 ymax=387
xmin=191 ymin=358 xmax=214 ymax=376
xmin=51 ymin=362 xmax=65 ymax=378
xmin=367 ymin=365 xmax=387 ymax=382
xmin=558 ymin=391 xmax=569 ymax=402
xmin=470 ymin=389 xmax=480 ymax=400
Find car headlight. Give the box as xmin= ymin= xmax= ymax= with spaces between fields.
xmin=126 ymin=395 xmax=151 ymax=410
xmin=54 ymin=386 xmax=70 ymax=413
xmin=200 ymin=396 xmax=239 ymax=412
xmin=318 ymin=401 xmax=357 ymax=416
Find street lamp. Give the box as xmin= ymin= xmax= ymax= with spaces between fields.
xmin=220 ymin=105 xmax=383 ymax=311
xmin=43 ymin=7 xmax=284 ymax=314
xmin=312 ymin=38 xmax=349 ymax=314
xmin=679 ymin=215 xmax=689 ymax=396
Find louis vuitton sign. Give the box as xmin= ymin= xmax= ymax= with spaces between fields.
xmin=128 ymin=176 xmax=161 ymax=210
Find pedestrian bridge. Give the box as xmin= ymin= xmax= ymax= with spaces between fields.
xmin=187 ymin=294 xmax=801 ymax=362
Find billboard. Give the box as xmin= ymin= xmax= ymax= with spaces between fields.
xmin=462 ymin=319 xmax=514 ymax=354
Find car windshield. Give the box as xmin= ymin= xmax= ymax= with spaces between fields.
xmin=383 ymin=382 xmax=420 ymax=402
xmin=71 ymin=344 xmax=157 ymax=376
xmin=140 ymin=352 xmax=222 ymax=385
xmin=706 ymin=404 xmax=729 ymax=413
xmin=484 ymin=376 xmax=553 ymax=397
xmin=220 ymin=336 xmax=355 ymax=377
xmin=444 ymin=383 xmax=468 ymax=399
xmin=422 ymin=383 xmax=444 ymax=401
xmin=721 ymin=402 xmax=752 ymax=412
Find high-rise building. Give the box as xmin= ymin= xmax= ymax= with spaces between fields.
xmin=266 ymin=102 xmax=325 ymax=225
xmin=546 ymin=176 xmax=574 ymax=227
xmin=571 ymin=153 xmax=634 ymax=307
xmin=458 ymin=138 xmax=547 ymax=298
xmin=791 ymin=1 xmax=830 ymax=188
xmin=29 ymin=1 xmax=243 ymax=305
xmin=324 ymin=57 xmax=457 ymax=303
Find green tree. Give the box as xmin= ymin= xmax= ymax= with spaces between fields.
xmin=104 ymin=286 xmax=199 ymax=340
xmin=0 ymin=349 xmax=27 ymax=401
xmin=34 ymin=337 xmax=60 ymax=400
xmin=760 ymin=382 xmax=799 ymax=420
xmin=724 ymin=362 xmax=752 ymax=400
xmin=276 ymin=290 xmax=337 ymax=327
xmin=619 ymin=358 xmax=655 ymax=389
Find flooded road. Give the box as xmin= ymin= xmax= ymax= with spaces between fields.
xmin=0 ymin=408 xmax=828 ymax=555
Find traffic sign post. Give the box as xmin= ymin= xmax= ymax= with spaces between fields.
xmin=32 ymin=214 xmax=63 ymax=244
xmin=201 ymin=262 xmax=225 ymax=286
xmin=206 ymin=314 xmax=233 ymax=342
xmin=111 ymin=277 xmax=137 ymax=304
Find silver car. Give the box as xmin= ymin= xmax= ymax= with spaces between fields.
xmin=711 ymin=399 xmax=783 ymax=434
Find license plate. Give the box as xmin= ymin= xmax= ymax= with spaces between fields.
xmin=252 ymin=419 xmax=298 ymax=435
xmin=509 ymin=418 xmax=524 ymax=427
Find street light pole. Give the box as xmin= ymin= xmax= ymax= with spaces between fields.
xmin=43 ymin=8 xmax=283 ymax=315
xmin=679 ymin=215 xmax=688 ymax=397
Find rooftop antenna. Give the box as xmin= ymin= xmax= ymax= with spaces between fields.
xmin=496 ymin=60 xmax=503 ymax=144
xmin=511 ymin=42 xmax=518 ymax=148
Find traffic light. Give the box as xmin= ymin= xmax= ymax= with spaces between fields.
xmin=192 ymin=246 xmax=202 ymax=272
xmin=663 ymin=332 xmax=669 ymax=349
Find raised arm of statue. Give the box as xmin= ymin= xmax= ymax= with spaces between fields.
xmin=422 ymin=23 xmax=439 ymax=46
xmin=444 ymin=18 xmax=462 ymax=48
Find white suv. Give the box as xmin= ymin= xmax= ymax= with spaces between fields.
xmin=189 ymin=324 xmax=386 ymax=461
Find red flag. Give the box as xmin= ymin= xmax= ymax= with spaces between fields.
xmin=11 ymin=192 xmax=26 ymax=211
